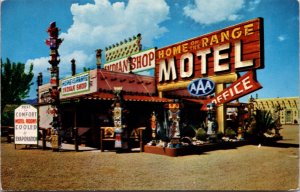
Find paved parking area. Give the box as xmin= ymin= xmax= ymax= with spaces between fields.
xmin=1 ymin=125 xmax=299 ymax=191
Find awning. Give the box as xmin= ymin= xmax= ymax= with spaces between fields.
xmin=182 ymin=98 xmax=206 ymax=104
xmin=82 ymin=92 xmax=171 ymax=103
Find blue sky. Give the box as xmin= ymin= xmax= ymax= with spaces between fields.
xmin=1 ymin=0 xmax=299 ymax=101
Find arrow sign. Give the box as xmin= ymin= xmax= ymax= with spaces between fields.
xmin=201 ymin=71 xmax=262 ymax=110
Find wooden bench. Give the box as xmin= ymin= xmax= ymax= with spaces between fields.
xmin=100 ymin=127 xmax=146 ymax=152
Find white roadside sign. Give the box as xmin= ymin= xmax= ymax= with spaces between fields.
xmin=14 ymin=104 xmax=38 ymax=145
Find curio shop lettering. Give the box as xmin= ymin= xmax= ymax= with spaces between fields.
xmin=62 ymin=82 xmax=88 ymax=94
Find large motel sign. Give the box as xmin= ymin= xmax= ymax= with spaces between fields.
xmin=155 ymin=18 xmax=264 ymax=132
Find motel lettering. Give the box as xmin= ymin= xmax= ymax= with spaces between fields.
xmin=156 ymin=18 xmax=263 ymax=83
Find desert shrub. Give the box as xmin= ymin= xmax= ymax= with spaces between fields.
xmin=181 ymin=124 xmax=197 ymax=138
xmin=196 ymin=128 xmax=207 ymax=141
xmin=225 ymin=128 xmax=236 ymax=138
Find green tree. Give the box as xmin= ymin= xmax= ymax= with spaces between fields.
xmin=1 ymin=58 xmax=34 ymax=115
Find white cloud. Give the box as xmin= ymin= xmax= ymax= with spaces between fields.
xmin=278 ymin=35 xmax=286 ymax=42
xmin=26 ymin=57 xmax=50 ymax=78
xmin=247 ymin=0 xmax=261 ymax=11
xmin=60 ymin=0 xmax=169 ymax=56
xmin=26 ymin=0 xmax=169 ymax=84
xmin=183 ymin=0 xmax=245 ymax=24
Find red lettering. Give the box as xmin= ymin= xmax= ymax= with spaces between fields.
xmin=142 ymin=54 xmax=148 ymax=67
xmin=15 ymin=119 xmax=25 ymax=123
xmin=76 ymin=83 xmax=87 ymax=90
xmin=63 ymin=85 xmax=75 ymax=93
xmin=136 ymin=56 xmax=141 ymax=68
xmin=26 ymin=119 xmax=37 ymax=124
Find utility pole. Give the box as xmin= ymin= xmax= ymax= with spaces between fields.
xmin=45 ymin=22 xmax=63 ymax=151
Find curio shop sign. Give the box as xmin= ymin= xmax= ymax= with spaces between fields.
xmin=187 ymin=78 xmax=215 ymax=96
xmin=61 ymin=72 xmax=90 ymax=96
xmin=155 ymin=18 xmax=264 ymax=83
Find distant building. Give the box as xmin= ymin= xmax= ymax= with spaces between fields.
xmin=253 ymin=97 xmax=299 ymax=125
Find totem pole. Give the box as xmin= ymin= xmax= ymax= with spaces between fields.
xmin=206 ymin=103 xmax=218 ymax=141
xmin=112 ymin=87 xmax=128 ymax=151
xmin=36 ymin=72 xmax=43 ymax=102
xmin=150 ymin=111 xmax=158 ymax=146
xmin=164 ymin=102 xmax=182 ymax=148
xmin=45 ymin=22 xmax=63 ymax=151
xmin=95 ymin=49 xmax=102 ymax=69
xmin=71 ymin=59 xmax=76 ymax=76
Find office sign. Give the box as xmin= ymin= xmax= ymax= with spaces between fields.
xmin=14 ymin=105 xmax=38 ymax=145
xmin=156 ymin=18 xmax=264 ymax=84
xmin=201 ymin=71 xmax=262 ymax=110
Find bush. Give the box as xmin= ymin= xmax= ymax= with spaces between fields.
xmin=1 ymin=111 xmax=14 ymax=126
xmin=181 ymin=124 xmax=197 ymax=138
xmin=225 ymin=128 xmax=236 ymax=139
xmin=196 ymin=128 xmax=207 ymax=141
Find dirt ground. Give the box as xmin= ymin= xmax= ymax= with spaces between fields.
xmin=1 ymin=125 xmax=299 ymax=191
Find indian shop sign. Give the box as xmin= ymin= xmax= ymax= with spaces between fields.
xmin=61 ymin=72 xmax=90 ymax=96
xmin=188 ymin=78 xmax=215 ymax=96
xmin=14 ymin=104 xmax=38 ymax=145
xmin=156 ymin=18 xmax=264 ymax=83
xmin=104 ymin=48 xmax=155 ymax=73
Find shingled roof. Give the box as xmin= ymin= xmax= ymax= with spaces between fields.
xmin=97 ymin=69 xmax=156 ymax=95
xmin=81 ymin=69 xmax=170 ymax=103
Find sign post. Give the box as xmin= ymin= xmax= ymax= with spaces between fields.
xmin=14 ymin=104 xmax=38 ymax=148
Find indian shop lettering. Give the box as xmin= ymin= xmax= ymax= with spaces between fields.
xmin=158 ymin=40 xmax=253 ymax=82
xmin=104 ymin=51 xmax=154 ymax=72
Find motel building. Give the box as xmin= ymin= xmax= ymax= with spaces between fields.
xmin=37 ymin=18 xmax=272 ymax=152
xmin=252 ymin=97 xmax=299 ymax=125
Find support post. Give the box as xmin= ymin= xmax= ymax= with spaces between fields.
xmin=42 ymin=129 xmax=46 ymax=150
xmin=74 ymin=127 xmax=79 ymax=152
xmin=216 ymin=83 xmax=226 ymax=133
